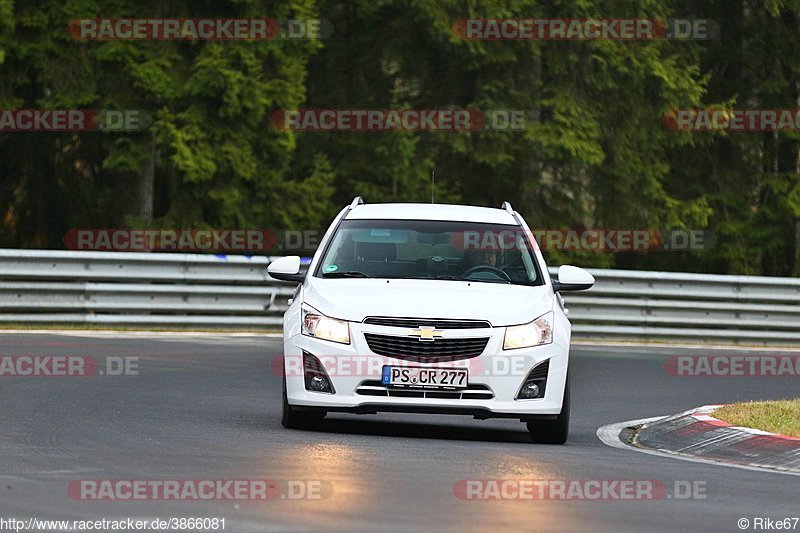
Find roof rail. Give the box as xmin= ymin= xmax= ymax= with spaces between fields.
xmin=500 ymin=201 xmax=514 ymax=214
xmin=349 ymin=196 xmax=364 ymax=209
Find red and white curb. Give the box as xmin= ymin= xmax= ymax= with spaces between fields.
xmin=597 ymin=405 xmax=800 ymax=476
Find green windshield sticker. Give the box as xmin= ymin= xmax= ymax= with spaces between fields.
xmin=324 ymin=264 xmax=338 ymax=272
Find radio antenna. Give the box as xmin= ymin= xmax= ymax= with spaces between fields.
xmin=431 ymin=169 xmax=435 ymax=204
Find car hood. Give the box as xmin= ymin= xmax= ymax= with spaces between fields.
xmin=303 ymin=277 xmax=553 ymax=326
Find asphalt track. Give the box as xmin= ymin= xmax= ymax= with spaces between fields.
xmin=0 ymin=333 xmax=798 ymax=532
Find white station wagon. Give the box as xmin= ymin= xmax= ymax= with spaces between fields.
xmin=268 ymin=198 xmax=594 ymax=444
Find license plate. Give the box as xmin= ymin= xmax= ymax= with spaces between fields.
xmin=381 ymin=366 xmax=468 ymax=389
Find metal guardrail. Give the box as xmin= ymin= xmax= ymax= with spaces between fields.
xmin=1 ymin=249 xmax=799 ymax=344
xmin=563 ymin=269 xmax=800 ymax=343
xmin=0 ymin=249 xmax=282 ymax=326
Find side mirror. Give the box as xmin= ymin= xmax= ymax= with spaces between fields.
xmin=552 ymin=265 xmax=594 ymax=292
xmin=267 ymin=256 xmax=305 ymax=283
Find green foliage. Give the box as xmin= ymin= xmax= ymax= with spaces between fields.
xmin=0 ymin=0 xmax=798 ymax=276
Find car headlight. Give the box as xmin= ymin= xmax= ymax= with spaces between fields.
xmin=301 ymin=305 xmax=350 ymax=344
xmin=503 ymin=311 xmax=553 ymax=349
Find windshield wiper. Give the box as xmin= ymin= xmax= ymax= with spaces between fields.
xmin=321 ymin=271 xmax=372 ymax=278
xmin=407 ymin=274 xmax=464 ymax=281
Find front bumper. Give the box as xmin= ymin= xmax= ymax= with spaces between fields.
xmin=282 ymin=321 xmax=569 ymax=421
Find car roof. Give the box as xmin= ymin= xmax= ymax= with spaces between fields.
xmin=343 ymin=203 xmax=518 ymax=224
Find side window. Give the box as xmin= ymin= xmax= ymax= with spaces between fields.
xmin=517 ymin=235 xmax=538 ymax=282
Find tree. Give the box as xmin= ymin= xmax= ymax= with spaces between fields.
xmin=0 ymin=0 xmax=337 ymax=250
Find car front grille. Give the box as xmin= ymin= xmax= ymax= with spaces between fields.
xmin=363 ymin=317 xmax=491 ymax=329
xmin=356 ymin=380 xmax=494 ymax=400
xmin=363 ymin=333 xmax=489 ymax=362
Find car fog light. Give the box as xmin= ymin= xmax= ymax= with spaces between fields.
xmin=302 ymin=351 xmax=335 ymax=394
xmin=309 ymin=375 xmax=329 ymax=392
xmin=520 ymin=381 xmax=541 ymax=399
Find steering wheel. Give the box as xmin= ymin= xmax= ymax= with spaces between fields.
xmin=461 ymin=265 xmax=511 ymax=282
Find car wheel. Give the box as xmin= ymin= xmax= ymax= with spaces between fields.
xmin=281 ymin=376 xmax=326 ymax=429
xmin=526 ymin=372 xmax=570 ymax=444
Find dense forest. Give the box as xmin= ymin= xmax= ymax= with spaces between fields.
xmin=1 ymin=0 xmax=799 ymax=276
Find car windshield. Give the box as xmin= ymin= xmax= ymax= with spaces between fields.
xmin=314 ymin=219 xmax=542 ymax=286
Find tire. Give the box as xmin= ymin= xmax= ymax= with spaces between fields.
xmin=281 ymin=376 xmax=326 ymax=429
xmin=527 ymin=372 xmax=570 ymax=444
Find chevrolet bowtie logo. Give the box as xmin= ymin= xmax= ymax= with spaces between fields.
xmin=409 ymin=326 xmax=443 ymax=342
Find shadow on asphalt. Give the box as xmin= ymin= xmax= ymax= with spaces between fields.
xmin=232 ymin=409 xmax=539 ymax=443
xmin=314 ymin=417 xmax=535 ymax=443
xmin=234 ymin=407 xmax=604 ymax=445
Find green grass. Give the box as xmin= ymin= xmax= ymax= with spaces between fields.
xmin=714 ymin=399 xmax=800 ymax=438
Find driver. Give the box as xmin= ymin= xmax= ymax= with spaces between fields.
xmin=479 ymin=250 xmax=498 ymax=267
xmin=460 ymin=249 xmax=499 ymax=269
